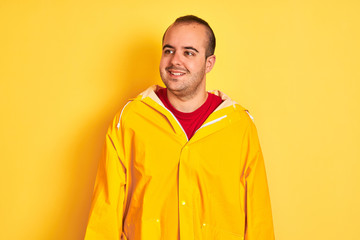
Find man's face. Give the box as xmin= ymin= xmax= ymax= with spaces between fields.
xmin=159 ymin=23 xmax=215 ymax=98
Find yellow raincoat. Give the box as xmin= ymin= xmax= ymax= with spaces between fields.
xmin=84 ymin=85 xmax=274 ymax=240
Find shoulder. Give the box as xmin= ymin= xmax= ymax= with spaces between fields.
xmin=231 ymin=103 xmax=255 ymax=124
xmin=209 ymin=90 xmax=254 ymax=123
xmin=108 ymin=85 xmax=162 ymax=133
xmin=112 ymin=98 xmax=144 ymax=130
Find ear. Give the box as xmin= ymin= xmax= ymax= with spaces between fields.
xmin=205 ymin=55 xmax=216 ymax=73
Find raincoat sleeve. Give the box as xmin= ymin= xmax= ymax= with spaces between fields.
xmin=84 ymin=113 xmax=127 ymax=240
xmin=244 ymin=120 xmax=275 ymax=240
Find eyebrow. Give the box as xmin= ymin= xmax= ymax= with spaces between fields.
xmin=163 ymin=44 xmax=174 ymax=50
xmin=184 ymin=46 xmax=199 ymax=53
xmin=162 ymin=44 xmax=199 ymax=53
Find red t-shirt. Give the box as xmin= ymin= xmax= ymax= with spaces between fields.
xmin=156 ymin=88 xmax=223 ymax=140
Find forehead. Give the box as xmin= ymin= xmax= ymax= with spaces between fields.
xmin=163 ymin=23 xmax=208 ymax=50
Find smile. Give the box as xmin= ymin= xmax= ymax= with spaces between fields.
xmin=169 ymin=71 xmax=185 ymax=76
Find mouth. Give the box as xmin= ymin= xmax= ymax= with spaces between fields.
xmin=169 ymin=71 xmax=185 ymax=77
xmin=166 ymin=67 xmax=188 ymax=78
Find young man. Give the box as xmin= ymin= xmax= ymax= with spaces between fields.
xmin=85 ymin=15 xmax=275 ymax=240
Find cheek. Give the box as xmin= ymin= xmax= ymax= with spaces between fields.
xmin=190 ymin=61 xmax=205 ymax=72
xmin=159 ymin=57 xmax=168 ymax=69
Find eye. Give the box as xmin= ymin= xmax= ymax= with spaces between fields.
xmin=185 ymin=51 xmax=195 ymax=56
xmin=164 ymin=49 xmax=174 ymax=54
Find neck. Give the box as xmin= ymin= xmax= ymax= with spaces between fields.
xmin=167 ymin=88 xmax=208 ymax=113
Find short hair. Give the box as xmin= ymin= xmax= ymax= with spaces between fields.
xmin=162 ymin=15 xmax=216 ymax=58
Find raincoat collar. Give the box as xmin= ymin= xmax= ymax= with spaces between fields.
xmin=130 ymin=85 xmax=247 ymax=143
xmin=135 ymin=85 xmax=244 ymax=113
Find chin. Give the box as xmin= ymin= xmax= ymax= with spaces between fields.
xmin=163 ymin=79 xmax=179 ymax=88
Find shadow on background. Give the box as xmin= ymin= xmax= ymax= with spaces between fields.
xmin=43 ymin=35 xmax=161 ymax=239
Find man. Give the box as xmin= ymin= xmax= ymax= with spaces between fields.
xmin=85 ymin=15 xmax=274 ymax=240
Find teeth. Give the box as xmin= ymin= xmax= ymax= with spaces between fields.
xmin=171 ymin=72 xmax=183 ymax=76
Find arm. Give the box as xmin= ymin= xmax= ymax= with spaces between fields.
xmin=244 ymin=122 xmax=275 ymax=240
xmin=84 ymin=116 xmax=127 ymax=240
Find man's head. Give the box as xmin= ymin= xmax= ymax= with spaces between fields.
xmin=160 ymin=15 xmax=216 ymax=99
xmin=162 ymin=15 xmax=216 ymax=58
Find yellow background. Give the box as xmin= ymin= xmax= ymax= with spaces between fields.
xmin=1 ymin=0 xmax=359 ymax=239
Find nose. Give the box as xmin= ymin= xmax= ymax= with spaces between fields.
xmin=170 ymin=51 xmax=182 ymax=66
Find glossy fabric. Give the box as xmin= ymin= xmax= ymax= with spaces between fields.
xmin=84 ymin=85 xmax=274 ymax=240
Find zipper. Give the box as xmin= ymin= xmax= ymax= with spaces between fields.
xmin=195 ymin=115 xmax=228 ymax=133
